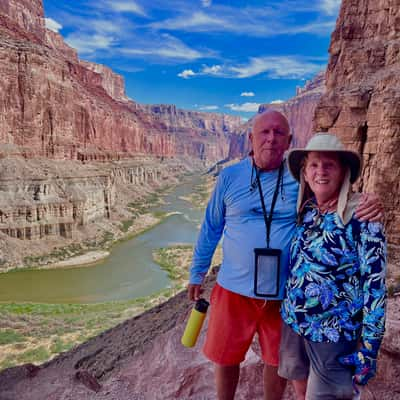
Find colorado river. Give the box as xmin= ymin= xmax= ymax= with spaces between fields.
xmin=0 ymin=177 xmax=205 ymax=303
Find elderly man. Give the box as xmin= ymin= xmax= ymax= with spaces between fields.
xmin=188 ymin=110 xmax=380 ymax=400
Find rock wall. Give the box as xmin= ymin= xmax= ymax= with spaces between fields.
xmin=0 ymin=0 xmax=45 ymax=43
xmin=0 ymin=0 xmax=242 ymax=165
xmin=228 ymin=72 xmax=325 ymax=158
xmin=0 ymin=158 xmax=169 ymax=242
xmin=80 ymin=61 xmax=129 ymax=103
xmin=142 ymin=104 xmax=241 ymax=162
xmin=313 ymin=0 xmax=400 ymax=251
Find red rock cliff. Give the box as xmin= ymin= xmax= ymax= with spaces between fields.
xmin=313 ymin=0 xmax=400 ymax=250
xmin=0 ymin=0 xmax=242 ymax=164
xmin=0 ymin=0 xmax=45 ymax=43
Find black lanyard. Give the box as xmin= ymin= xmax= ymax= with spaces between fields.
xmin=254 ymin=160 xmax=284 ymax=248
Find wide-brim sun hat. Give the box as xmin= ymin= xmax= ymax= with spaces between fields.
xmin=287 ymin=133 xmax=362 ymax=184
xmin=287 ymin=133 xmax=362 ymax=225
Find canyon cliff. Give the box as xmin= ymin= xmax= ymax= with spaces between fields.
xmin=313 ymin=0 xmax=400 ymax=256
xmin=228 ymin=72 xmax=326 ymax=158
xmin=0 ymin=0 xmax=241 ymax=162
xmin=0 ymin=0 xmax=242 ymax=264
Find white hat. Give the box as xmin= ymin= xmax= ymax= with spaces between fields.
xmin=287 ymin=133 xmax=362 ymax=224
xmin=287 ymin=133 xmax=361 ymax=184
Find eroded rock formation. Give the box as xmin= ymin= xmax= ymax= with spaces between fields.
xmin=0 ymin=157 xmax=179 ymax=244
xmin=0 ymin=0 xmax=243 ymax=252
xmin=0 ymin=0 xmax=241 ymax=163
xmin=313 ymin=0 xmax=400 ymax=254
xmin=228 ymin=72 xmax=325 ymax=158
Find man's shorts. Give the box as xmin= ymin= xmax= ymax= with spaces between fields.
xmin=278 ymin=323 xmax=358 ymax=400
xmin=203 ymin=283 xmax=282 ymax=366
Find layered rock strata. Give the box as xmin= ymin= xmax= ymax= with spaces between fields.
xmin=0 ymin=157 xmax=173 ymax=243
xmin=0 ymin=0 xmax=242 ymax=164
xmin=313 ymin=0 xmax=400 ymax=254
xmin=0 ymin=0 xmax=243 ymax=251
xmin=228 ymin=72 xmax=325 ymax=158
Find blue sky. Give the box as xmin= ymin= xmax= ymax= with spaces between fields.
xmin=42 ymin=0 xmax=341 ymax=120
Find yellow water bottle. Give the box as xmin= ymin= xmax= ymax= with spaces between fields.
xmin=181 ymin=298 xmax=210 ymax=348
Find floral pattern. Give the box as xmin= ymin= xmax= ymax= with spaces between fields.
xmin=281 ymin=202 xmax=386 ymax=347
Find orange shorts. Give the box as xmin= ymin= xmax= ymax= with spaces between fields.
xmin=203 ymin=283 xmax=282 ymax=366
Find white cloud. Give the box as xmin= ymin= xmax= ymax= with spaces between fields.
xmin=178 ymin=69 xmax=196 ymax=79
xmin=199 ymin=105 xmax=219 ymax=110
xmin=122 ymin=34 xmax=208 ymax=61
xmin=229 ymin=56 xmax=323 ymax=79
xmin=225 ymin=102 xmax=261 ymax=112
xmin=174 ymin=56 xmax=324 ymax=81
xmin=241 ymin=92 xmax=255 ymax=97
xmin=149 ymin=3 xmax=337 ymax=37
xmin=270 ymin=99 xmax=285 ymax=104
xmin=106 ymin=1 xmax=146 ymax=16
xmin=45 ymin=17 xmax=62 ymax=33
xmin=151 ymin=11 xmax=225 ymax=31
xmin=320 ymin=0 xmax=341 ymax=16
xmin=91 ymin=20 xmax=124 ymax=34
xmin=202 ymin=0 xmax=212 ymax=6
xmin=65 ymin=33 xmax=115 ymax=54
xmin=201 ymin=65 xmax=223 ymax=75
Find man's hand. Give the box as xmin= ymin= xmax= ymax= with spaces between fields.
xmin=188 ymin=283 xmax=203 ymax=301
xmin=355 ymin=193 xmax=384 ymax=222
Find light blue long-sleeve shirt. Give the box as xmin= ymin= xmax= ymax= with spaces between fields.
xmin=190 ymin=157 xmax=299 ymax=299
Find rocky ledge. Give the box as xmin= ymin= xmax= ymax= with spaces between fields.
xmin=0 ymin=269 xmax=398 ymax=400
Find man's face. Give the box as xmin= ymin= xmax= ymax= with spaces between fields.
xmin=250 ymin=111 xmax=291 ymax=171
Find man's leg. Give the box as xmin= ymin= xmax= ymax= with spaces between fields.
xmin=291 ymin=379 xmax=307 ymax=400
xmin=215 ymin=364 xmax=240 ymax=400
xmin=263 ymin=364 xmax=287 ymax=400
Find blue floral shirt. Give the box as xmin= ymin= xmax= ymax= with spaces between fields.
xmin=281 ymin=202 xmax=386 ymax=348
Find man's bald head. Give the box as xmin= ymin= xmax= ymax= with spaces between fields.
xmin=252 ymin=110 xmax=290 ymax=134
xmin=249 ymin=110 xmax=291 ymax=171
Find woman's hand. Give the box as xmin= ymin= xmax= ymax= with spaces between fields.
xmin=338 ymin=349 xmax=377 ymax=385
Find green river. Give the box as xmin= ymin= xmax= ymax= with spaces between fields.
xmin=0 ymin=177 xmax=204 ymax=304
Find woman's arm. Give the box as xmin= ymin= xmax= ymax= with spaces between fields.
xmin=339 ymin=221 xmax=387 ymax=385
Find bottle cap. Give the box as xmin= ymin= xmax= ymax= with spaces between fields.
xmin=194 ymin=298 xmax=209 ymax=313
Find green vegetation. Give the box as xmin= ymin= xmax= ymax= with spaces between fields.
xmin=153 ymin=245 xmax=193 ymax=283
xmin=0 ymin=330 xmax=26 ymax=345
xmin=120 ymin=219 xmax=134 ymax=233
xmin=22 ymin=231 xmax=116 ymax=269
xmin=179 ymin=176 xmax=214 ymax=209
xmin=0 ymin=294 xmax=169 ymax=370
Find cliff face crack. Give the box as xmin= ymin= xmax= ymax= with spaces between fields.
xmin=17 ymin=50 xmax=27 ymax=140
xmin=357 ymin=122 xmax=368 ymax=192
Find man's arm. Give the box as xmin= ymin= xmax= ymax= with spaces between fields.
xmin=188 ymin=173 xmax=226 ymax=301
xmin=355 ymin=193 xmax=384 ymax=222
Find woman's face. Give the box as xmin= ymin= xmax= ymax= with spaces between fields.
xmin=303 ymin=152 xmax=345 ymax=204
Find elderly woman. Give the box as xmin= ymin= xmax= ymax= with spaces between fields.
xmin=279 ymin=134 xmax=386 ymax=400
